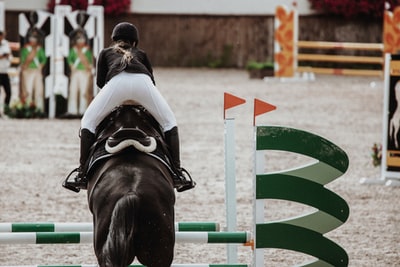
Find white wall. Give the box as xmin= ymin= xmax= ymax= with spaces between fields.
xmin=3 ymin=0 xmax=48 ymax=11
xmin=2 ymin=0 xmax=314 ymax=15
xmin=131 ymin=0 xmax=314 ymax=15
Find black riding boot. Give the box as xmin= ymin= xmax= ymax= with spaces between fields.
xmin=164 ymin=126 xmax=196 ymax=192
xmin=63 ymin=128 xmax=96 ymax=192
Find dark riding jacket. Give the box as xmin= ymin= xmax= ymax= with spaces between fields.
xmin=96 ymin=46 xmax=155 ymax=89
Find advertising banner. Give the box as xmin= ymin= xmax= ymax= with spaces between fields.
xmin=377 ymin=53 xmax=400 ymax=185
xmin=386 ymin=54 xmax=400 ymax=171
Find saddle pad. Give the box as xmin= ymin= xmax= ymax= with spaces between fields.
xmin=86 ymin=138 xmax=173 ymax=176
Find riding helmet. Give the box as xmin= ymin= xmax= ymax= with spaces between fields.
xmin=111 ymin=22 xmax=139 ymax=46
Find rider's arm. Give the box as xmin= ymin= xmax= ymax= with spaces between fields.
xmin=96 ymin=49 xmax=108 ymax=89
xmin=141 ymin=52 xmax=156 ymax=85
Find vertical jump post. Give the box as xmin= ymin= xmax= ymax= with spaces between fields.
xmin=87 ymin=2 xmax=104 ymax=96
xmin=223 ymin=92 xmax=246 ymax=263
xmin=252 ymin=98 xmax=276 ymax=266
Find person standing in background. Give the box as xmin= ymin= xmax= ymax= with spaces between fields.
xmin=0 ymin=31 xmax=11 ymax=117
xmin=67 ymin=30 xmax=93 ymax=116
xmin=20 ymin=29 xmax=47 ymax=112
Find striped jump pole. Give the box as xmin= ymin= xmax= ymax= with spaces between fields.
xmin=0 ymin=222 xmax=220 ymax=233
xmin=0 ymin=231 xmax=251 ymax=245
xmin=0 ymin=265 xmax=249 ymax=267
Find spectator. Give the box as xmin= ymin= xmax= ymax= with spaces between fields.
xmin=67 ymin=29 xmax=93 ymax=116
xmin=20 ymin=29 xmax=47 ymax=112
xmin=0 ymin=31 xmax=11 ymax=116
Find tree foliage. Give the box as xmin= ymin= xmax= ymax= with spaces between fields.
xmin=47 ymin=0 xmax=131 ymax=15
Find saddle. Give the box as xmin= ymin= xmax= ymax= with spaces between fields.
xmin=85 ymin=105 xmax=173 ymax=176
xmin=63 ymin=104 xmax=195 ymax=193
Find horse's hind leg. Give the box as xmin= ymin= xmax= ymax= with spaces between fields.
xmin=135 ymin=212 xmax=175 ymax=267
xmin=136 ymin=238 xmax=174 ymax=267
xmin=92 ymin=195 xmax=136 ymax=267
xmin=98 ymin=194 xmax=137 ymax=267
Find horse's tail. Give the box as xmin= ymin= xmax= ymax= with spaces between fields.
xmin=102 ymin=192 xmax=137 ymax=266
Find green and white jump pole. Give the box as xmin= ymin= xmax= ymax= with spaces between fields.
xmin=0 ymin=265 xmax=248 ymax=267
xmin=0 ymin=231 xmax=251 ymax=245
xmin=0 ymin=222 xmax=220 ymax=233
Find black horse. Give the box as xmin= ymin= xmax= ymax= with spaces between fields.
xmin=82 ymin=105 xmax=175 ymax=267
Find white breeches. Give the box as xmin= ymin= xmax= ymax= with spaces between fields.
xmin=21 ymin=68 xmax=44 ymax=111
xmin=81 ymin=72 xmax=177 ymax=133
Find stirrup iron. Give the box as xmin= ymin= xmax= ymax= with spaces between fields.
xmin=175 ymin=168 xmax=196 ymax=192
xmin=62 ymin=168 xmax=88 ymax=193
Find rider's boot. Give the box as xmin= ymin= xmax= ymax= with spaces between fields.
xmin=165 ymin=126 xmax=196 ymax=192
xmin=63 ymin=128 xmax=95 ymax=192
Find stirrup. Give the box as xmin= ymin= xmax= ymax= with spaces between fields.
xmin=174 ymin=168 xmax=196 ymax=192
xmin=62 ymin=168 xmax=88 ymax=193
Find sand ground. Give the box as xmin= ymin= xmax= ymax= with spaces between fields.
xmin=0 ymin=68 xmax=399 ymax=266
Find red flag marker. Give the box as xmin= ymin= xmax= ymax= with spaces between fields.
xmin=253 ymin=98 xmax=276 ymax=125
xmin=224 ymin=92 xmax=246 ymax=119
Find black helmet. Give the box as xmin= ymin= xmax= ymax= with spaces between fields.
xmin=111 ymin=22 xmax=139 ymax=45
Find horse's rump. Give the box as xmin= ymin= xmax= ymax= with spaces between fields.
xmin=86 ymin=105 xmax=176 ymax=267
xmin=88 ymin=153 xmax=175 ymax=266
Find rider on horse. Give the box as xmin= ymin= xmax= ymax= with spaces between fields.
xmin=66 ymin=22 xmax=195 ymax=192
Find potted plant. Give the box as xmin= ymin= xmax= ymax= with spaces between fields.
xmin=5 ymin=100 xmax=46 ymax=119
xmin=246 ymin=61 xmax=274 ymax=79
